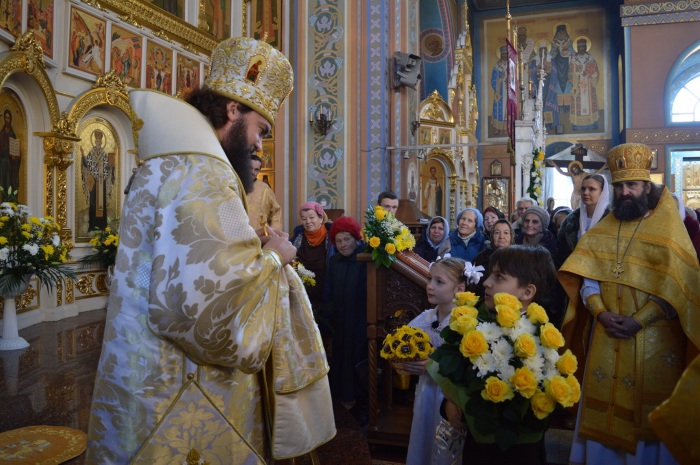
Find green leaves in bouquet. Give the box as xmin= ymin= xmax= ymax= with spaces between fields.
xmin=370 ymin=246 xmax=394 ymax=268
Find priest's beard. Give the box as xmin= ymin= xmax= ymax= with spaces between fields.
xmin=221 ymin=117 xmax=256 ymax=194
xmin=612 ymin=191 xmax=649 ymax=221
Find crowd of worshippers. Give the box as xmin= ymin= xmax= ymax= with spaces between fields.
xmin=286 ymin=144 xmax=700 ymax=465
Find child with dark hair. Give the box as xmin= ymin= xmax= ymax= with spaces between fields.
xmin=441 ymin=245 xmax=558 ymax=465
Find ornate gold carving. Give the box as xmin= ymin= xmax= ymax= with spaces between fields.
xmin=76 ymin=275 xmax=97 ymax=295
xmin=118 ymin=12 xmax=142 ymax=28
xmin=0 ymin=283 xmax=36 ymax=317
xmin=82 ymin=0 xmax=106 ymax=11
xmin=90 ymin=0 xmax=217 ymax=54
xmin=421 ymin=90 xmax=455 ymax=124
xmin=65 ymin=278 xmax=75 ymax=304
xmin=626 ymin=128 xmax=700 ymax=144
xmin=96 ymin=273 xmax=109 ymax=293
xmin=11 ymin=31 xmax=45 ymax=72
xmin=153 ymin=30 xmax=174 ymax=43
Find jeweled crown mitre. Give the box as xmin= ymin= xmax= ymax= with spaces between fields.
xmin=203 ymin=37 xmax=294 ymax=125
xmin=606 ymin=143 xmax=652 ymax=183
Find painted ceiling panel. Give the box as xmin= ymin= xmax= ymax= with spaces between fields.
xmin=470 ymin=0 xmax=565 ymax=11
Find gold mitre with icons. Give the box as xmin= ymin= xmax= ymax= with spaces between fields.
xmin=606 ymin=143 xmax=653 ymax=183
xmin=204 ymin=37 xmax=294 ymax=125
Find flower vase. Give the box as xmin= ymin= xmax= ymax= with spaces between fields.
xmin=0 ymin=275 xmax=32 ymax=351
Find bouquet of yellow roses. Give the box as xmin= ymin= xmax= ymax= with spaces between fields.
xmin=362 ymin=205 xmax=415 ymax=268
xmin=428 ymin=291 xmax=580 ymax=451
xmin=380 ymin=325 xmax=434 ymax=375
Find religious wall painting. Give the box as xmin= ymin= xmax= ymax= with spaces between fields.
xmin=203 ymin=0 xmax=231 ymax=40
xmin=407 ymin=162 xmax=419 ymax=203
xmin=482 ymin=177 xmax=509 ymax=214
xmin=176 ymin=55 xmax=200 ymax=99
xmin=419 ymin=126 xmax=432 ymax=146
xmin=0 ymin=0 xmax=22 ymax=40
xmin=110 ymin=26 xmax=142 ymax=87
xmin=68 ymin=6 xmax=106 ymax=76
xmin=481 ymin=6 xmax=608 ymax=140
xmin=75 ymin=117 xmax=120 ymax=242
xmin=259 ymin=141 xmax=274 ymax=171
xmin=145 ymin=42 xmax=173 ymax=94
xmin=650 ymin=148 xmax=658 ymax=170
xmin=438 ymin=128 xmax=451 ymax=145
xmin=28 ymin=0 xmax=54 ymax=59
xmin=0 ymin=89 xmax=27 ymax=204
xmin=252 ymin=0 xmax=283 ymax=49
xmin=257 ymin=171 xmax=274 ymax=191
xmin=420 ymin=159 xmax=446 ymax=218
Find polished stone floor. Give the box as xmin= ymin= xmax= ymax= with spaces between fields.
xmin=0 ymin=310 xmax=572 ymax=465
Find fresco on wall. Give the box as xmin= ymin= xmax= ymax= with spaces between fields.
xmin=28 ymin=0 xmax=54 ymax=59
xmin=482 ymin=6 xmax=608 ymax=140
xmin=0 ymin=89 xmax=26 ymax=204
xmin=110 ymin=26 xmax=142 ymax=87
xmin=69 ymin=7 xmax=106 ymax=76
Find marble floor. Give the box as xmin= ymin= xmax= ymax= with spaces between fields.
xmin=0 ymin=310 xmax=573 ymax=465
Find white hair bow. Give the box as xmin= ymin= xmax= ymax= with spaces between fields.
xmin=429 ymin=253 xmax=452 ymax=269
xmin=464 ymin=262 xmax=485 ymax=285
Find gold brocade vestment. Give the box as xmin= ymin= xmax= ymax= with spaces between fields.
xmin=86 ymin=90 xmax=335 ymax=464
xmin=247 ymin=179 xmax=282 ymax=230
xmin=559 ymin=187 xmax=700 ymax=454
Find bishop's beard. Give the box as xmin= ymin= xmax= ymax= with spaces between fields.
xmin=612 ymin=192 xmax=649 ymax=221
xmin=221 ymin=117 xmax=256 ymax=194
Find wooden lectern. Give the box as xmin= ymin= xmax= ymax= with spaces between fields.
xmin=358 ymin=251 xmax=431 ymax=447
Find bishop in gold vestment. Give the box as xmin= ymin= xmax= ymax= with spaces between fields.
xmin=87 ymin=37 xmax=335 ymax=464
xmin=559 ymin=143 xmax=700 ymax=464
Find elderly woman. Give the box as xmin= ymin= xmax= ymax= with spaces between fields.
xmin=326 ymin=216 xmax=368 ymax=420
xmin=445 ymin=208 xmax=487 ymax=262
xmin=515 ymin=205 xmax=558 ymax=263
xmin=414 ymin=216 xmax=449 ymax=262
xmin=291 ymin=201 xmax=334 ymax=310
xmin=472 ymin=218 xmax=514 ymax=299
xmin=557 ymin=174 xmax=610 ymax=267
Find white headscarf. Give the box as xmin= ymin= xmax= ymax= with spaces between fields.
xmin=578 ymin=174 xmax=610 ymax=238
xmin=671 ymin=193 xmax=686 ymax=220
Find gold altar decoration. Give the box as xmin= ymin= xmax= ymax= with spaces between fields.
xmin=0 ymin=425 xmax=87 ymax=464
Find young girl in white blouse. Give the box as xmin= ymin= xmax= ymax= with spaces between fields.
xmin=402 ymin=256 xmax=473 ymax=465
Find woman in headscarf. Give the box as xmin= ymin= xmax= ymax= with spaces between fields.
xmin=413 ymin=216 xmax=449 ymax=262
xmin=326 ymin=216 xmax=369 ymax=422
xmin=557 ymin=174 xmax=610 ymax=267
xmin=515 ymin=205 xmax=558 ymax=264
xmin=445 ymin=208 xmax=487 ymax=262
xmin=472 ymin=218 xmax=515 ymax=300
xmin=291 ymin=201 xmax=334 ymax=314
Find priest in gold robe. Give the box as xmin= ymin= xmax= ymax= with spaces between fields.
xmin=248 ymin=154 xmax=282 ymax=231
xmin=559 ymin=143 xmax=700 ymax=465
xmin=86 ymin=37 xmax=335 ymax=464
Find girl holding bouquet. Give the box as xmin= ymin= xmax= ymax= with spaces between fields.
xmin=439 ymin=245 xmax=559 ymax=465
xmin=403 ymin=256 xmax=469 ymax=465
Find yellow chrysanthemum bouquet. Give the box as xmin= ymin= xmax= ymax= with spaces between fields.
xmin=527 ymin=148 xmax=545 ymax=205
xmin=291 ymin=260 xmax=316 ymax=287
xmin=380 ymin=325 xmax=434 ymax=375
xmin=362 ymin=205 xmax=415 ymax=268
xmin=80 ymin=224 xmax=119 ymax=269
xmin=428 ymin=291 xmax=580 ymax=451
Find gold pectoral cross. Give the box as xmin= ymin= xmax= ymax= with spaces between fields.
xmin=612 ymin=262 xmax=624 ymax=279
